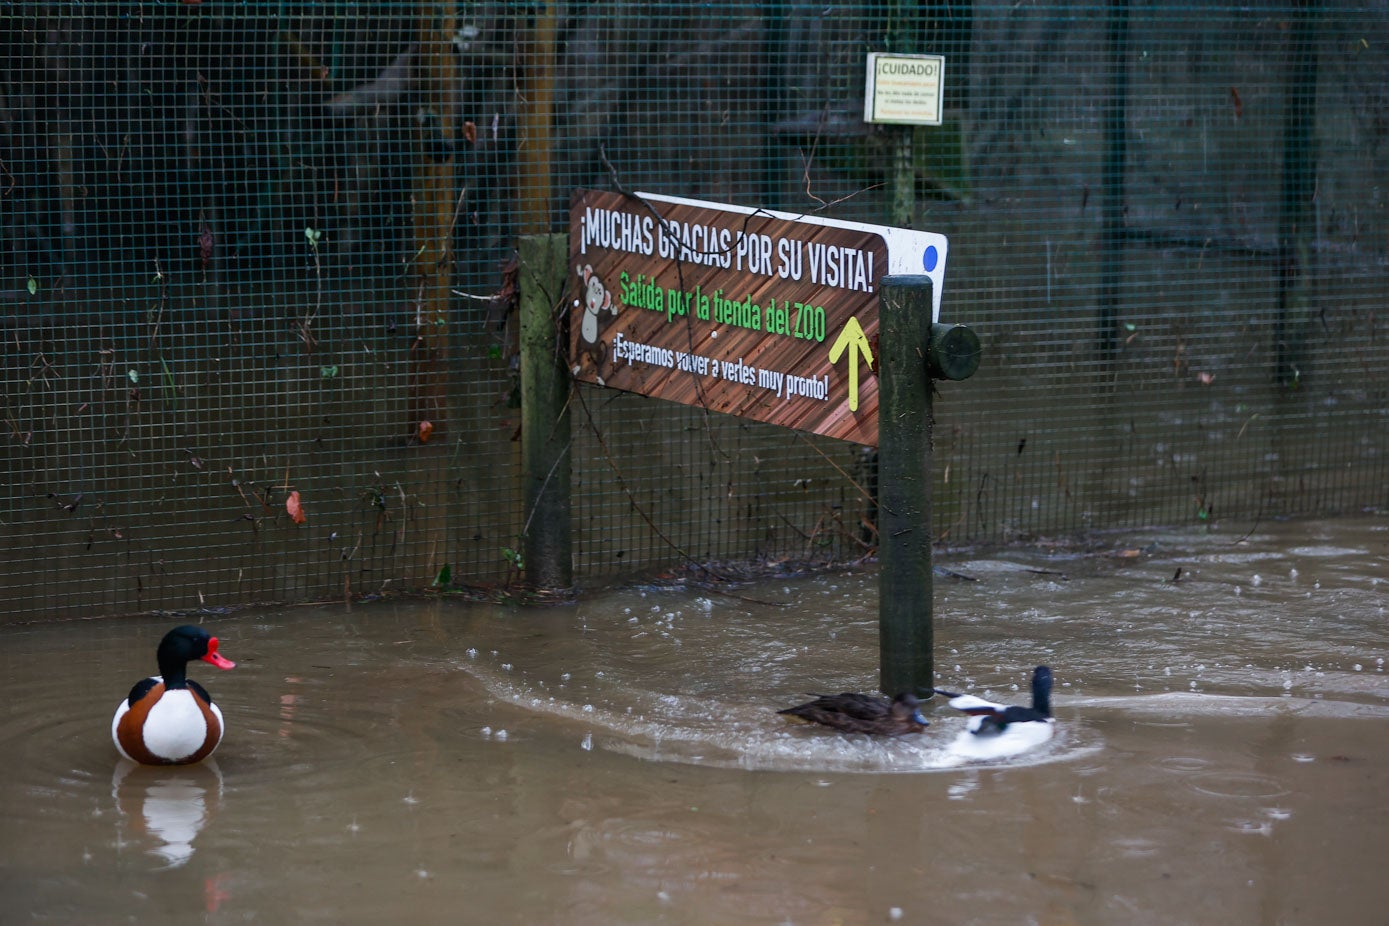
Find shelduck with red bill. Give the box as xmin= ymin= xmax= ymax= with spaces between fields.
xmin=112 ymin=625 xmax=236 ymax=766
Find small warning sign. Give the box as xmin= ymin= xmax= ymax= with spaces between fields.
xmin=864 ymin=53 xmax=946 ymax=126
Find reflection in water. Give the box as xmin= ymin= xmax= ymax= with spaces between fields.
xmin=279 ymin=676 xmax=303 ymax=739
xmin=111 ymin=759 xmax=222 ymax=868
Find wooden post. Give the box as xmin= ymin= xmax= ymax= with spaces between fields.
xmin=886 ymin=0 xmax=920 ymax=228
xmin=760 ymin=0 xmax=788 ymax=210
xmin=1099 ymin=0 xmax=1129 ymax=358
xmin=411 ymin=3 xmax=457 ymax=432
xmin=519 ymin=233 xmax=573 ymax=591
xmin=1276 ymin=0 xmax=1318 ymax=387
xmin=877 ymin=276 xmax=936 ymax=697
xmin=518 ymin=0 xmax=558 ymax=235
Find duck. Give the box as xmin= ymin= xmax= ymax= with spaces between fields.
xmin=934 ymin=666 xmax=1055 ymax=760
xmin=112 ymin=625 xmax=236 ymax=766
xmin=778 ymin=692 xmax=929 ymax=736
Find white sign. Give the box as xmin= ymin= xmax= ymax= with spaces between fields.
xmin=864 ymin=53 xmax=945 ymax=126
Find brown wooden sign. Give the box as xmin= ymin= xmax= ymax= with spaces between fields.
xmin=568 ymin=189 xmax=948 ymax=446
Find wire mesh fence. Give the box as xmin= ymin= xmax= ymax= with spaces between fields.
xmin=2 ymin=2 xmax=1386 ymax=621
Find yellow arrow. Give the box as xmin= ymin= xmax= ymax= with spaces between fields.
xmin=828 ymin=315 xmax=874 ymax=411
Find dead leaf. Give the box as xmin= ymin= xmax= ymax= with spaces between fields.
xmin=286 ymin=490 xmax=307 ymax=525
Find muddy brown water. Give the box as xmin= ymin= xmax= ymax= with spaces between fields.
xmin=2 ymin=518 xmax=1387 ymax=924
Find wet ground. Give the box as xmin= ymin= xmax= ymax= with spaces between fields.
xmin=2 ymin=516 xmax=1387 ymax=925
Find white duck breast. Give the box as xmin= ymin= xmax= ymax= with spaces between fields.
xmin=142 ymin=689 xmax=222 ymax=762
xmin=112 ymin=683 xmax=224 ymax=763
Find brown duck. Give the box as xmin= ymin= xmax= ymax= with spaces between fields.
xmin=778 ymin=692 xmax=929 ymax=736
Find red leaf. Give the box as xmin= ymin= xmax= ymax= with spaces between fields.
xmin=286 ymin=491 xmax=307 ymax=524
xmin=418 ymin=420 xmax=434 ymax=444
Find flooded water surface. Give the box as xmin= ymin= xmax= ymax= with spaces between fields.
xmin=2 ymin=517 xmax=1387 ymax=924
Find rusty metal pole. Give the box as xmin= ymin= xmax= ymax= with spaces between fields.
xmin=877 ymin=276 xmax=979 ymax=697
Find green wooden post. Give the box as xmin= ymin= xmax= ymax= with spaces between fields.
xmin=885 ymin=0 xmax=921 ymax=228
xmin=1099 ymin=0 xmax=1129 ymax=357
xmin=877 ymin=276 xmax=936 ymax=697
xmin=519 ymin=233 xmax=573 ymax=591
xmin=1276 ymin=0 xmax=1318 ymax=387
xmin=877 ymin=278 xmax=979 ymax=697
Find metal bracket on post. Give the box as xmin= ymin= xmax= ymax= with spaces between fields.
xmin=877 ymin=276 xmax=978 ymax=697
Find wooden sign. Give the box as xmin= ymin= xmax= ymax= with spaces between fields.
xmin=568 ymin=189 xmax=948 ymax=447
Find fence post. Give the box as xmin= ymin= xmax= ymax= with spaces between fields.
xmin=411 ymin=4 xmax=457 ymax=430
xmin=885 ymin=0 xmax=921 ymax=227
xmin=519 ymin=233 xmax=573 ymax=591
xmin=517 ymin=0 xmax=558 ymax=235
xmin=1276 ymin=0 xmax=1318 ymax=387
xmin=878 ymin=276 xmax=935 ymax=697
xmin=877 ymin=277 xmax=980 ymax=697
xmin=1099 ymin=0 xmax=1129 ymax=357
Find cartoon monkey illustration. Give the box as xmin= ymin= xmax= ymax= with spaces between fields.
xmin=574 ymin=263 xmax=618 ymax=385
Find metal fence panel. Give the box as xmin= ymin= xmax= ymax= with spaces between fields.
xmin=1 ymin=2 xmax=1385 ymax=620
